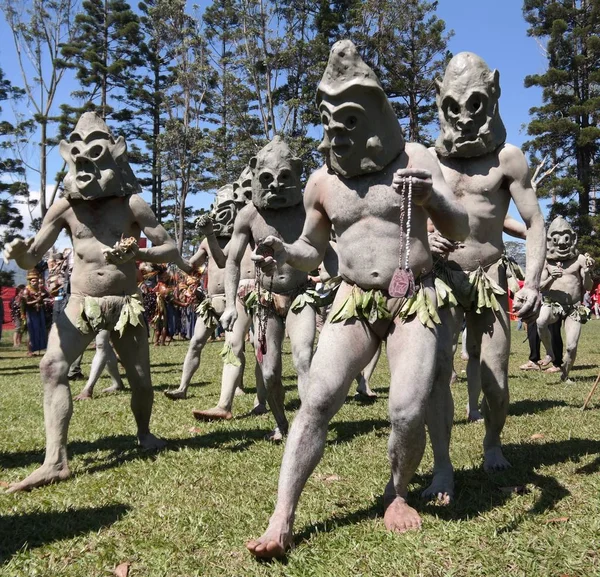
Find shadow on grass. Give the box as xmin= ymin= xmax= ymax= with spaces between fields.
xmin=0 ymin=503 xmax=130 ymax=564
xmin=153 ymin=381 xmax=211 ymax=391
xmin=508 ymin=398 xmax=571 ymax=416
xmin=328 ymin=418 xmax=389 ymax=445
xmin=0 ymin=364 xmax=40 ymax=373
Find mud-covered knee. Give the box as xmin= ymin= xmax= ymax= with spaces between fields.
xmin=40 ymin=355 xmax=69 ymax=384
xmin=389 ymin=403 xmax=424 ymax=431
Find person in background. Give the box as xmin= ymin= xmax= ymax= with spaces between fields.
xmin=10 ymin=285 xmax=25 ymax=347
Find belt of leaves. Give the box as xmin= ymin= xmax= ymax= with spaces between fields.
xmin=502 ymin=254 xmax=525 ymax=295
xmin=570 ymin=304 xmax=591 ymax=324
xmin=468 ymin=266 xmax=506 ymax=314
xmin=329 ymin=286 xmax=392 ymax=325
xmin=291 ymin=288 xmax=321 ymax=313
xmin=77 ymin=294 xmax=145 ymax=337
xmin=196 ymin=299 xmax=218 ymax=330
xmin=220 ymin=341 xmax=241 ymax=366
xmin=434 ymin=276 xmax=458 ymax=308
xmin=397 ymin=284 xmax=441 ymax=328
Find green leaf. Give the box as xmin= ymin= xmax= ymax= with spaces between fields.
xmin=220 ymin=342 xmax=241 ymax=366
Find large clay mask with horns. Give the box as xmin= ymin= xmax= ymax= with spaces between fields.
xmin=435 ymin=52 xmax=506 ymax=159
xmin=60 ymin=112 xmax=140 ymax=200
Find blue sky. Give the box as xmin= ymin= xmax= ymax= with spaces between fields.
xmin=0 ymin=0 xmax=548 ymax=238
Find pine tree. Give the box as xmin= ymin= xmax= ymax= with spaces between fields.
xmin=0 ymin=68 xmax=29 ymax=250
xmin=523 ymin=0 xmax=600 ymax=259
xmin=348 ymin=0 xmax=453 ymax=145
xmin=59 ymin=0 xmax=142 ymax=122
xmin=0 ymin=0 xmax=80 ymax=216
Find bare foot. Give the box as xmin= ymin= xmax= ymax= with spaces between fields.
xmin=192 ymin=407 xmax=233 ymax=421
xmin=484 ymin=447 xmax=511 ymax=472
xmin=383 ymin=497 xmax=422 ymax=533
xmin=539 ymin=355 xmax=554 ymax=368
xmin=138 ymin=433 xmax=166 ymax=451
xmin=250 ymin=403 xmax=268 ymax=416
xmin=164 ymin=389 xmax=187 ymax=400
xmin=265 ymin=426 xmax=286 ymax=442
xmin=6 ymin=463 xmax=71 ymax=493
xmin=449 ymin=371 xmax=457 ymax=385
xmin=102 ymin=384 xmax=125 ymax=394
xmin=354 ymin=388 xmax=378 ymax=402
xmin=461 ymin=352 xmax=469 ymax=361
xmin=234 ymin=387 xmax=246 ymax=397
xmin=422 ymin=469 xmax=454 ymax=504
xmin=74 ymin=391 xmax=93 ymax=401
xmin=467 ymin=409 xmax=484 ymax=423
xmin=246 ymin=517 xmax=292 ymax=559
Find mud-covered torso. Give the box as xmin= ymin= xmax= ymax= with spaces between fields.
xmin=437 ymin=148 xmax=510 ymax=270
xmin=206 ymin=237 xmax=228 ymax=295
xmin=544 ymin=257 xmax=585 ymax=305
xmin=65 ymin=196 xmax=140 ymax=297
xmin=319 ymin=154 xmax=432 ymax=290
xmin=248 ymin=204 xmax=308 ymax=293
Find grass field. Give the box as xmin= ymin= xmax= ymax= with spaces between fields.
xmin=1 ymin=321 xmax=600 ymax=577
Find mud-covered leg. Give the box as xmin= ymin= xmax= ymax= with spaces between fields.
xmin=8 ymin=300 xmax=94 ymax=492
xmin=465 ymin=311 xmax=484 ymax=422
xmin=536 ymin=304 xmax=558 ymax=366
xmin=251 ymin=356 xmax=268 ymax=415
xmin=384 ymin=298 xmax=438 ymax=533
xmin=471 ymin=290 xmax=511 ymax=471
xmin=75 ymin=330 xmax=123 ymax=400
xmin=355 ymin=344 xmax=381 ymax=399
xmin=424 ymin=305 xmax=461 ymax=502
xmin=561 ymin=316 xmax=581 ymax=382
xmin=111 ymin=322 xmax=165 ymax=450
xmin=286 ymin=304 xmax=316 ymax=402
xmin=193 ymin=300 xmax=252 ymax=420
xmin=165 ymin=317 xmax=212 ymax=400
xmin=247 ymin=307 xmax=379 ymax=558
xmin=255 ymin=312 xmax=288 ymax=441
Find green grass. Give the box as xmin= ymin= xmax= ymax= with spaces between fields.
xmin=1 ymin=322 xmax=600 ymax=577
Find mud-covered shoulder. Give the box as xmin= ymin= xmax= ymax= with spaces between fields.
xmin=234 ymin=202 xmax=257 ymax=230
xmin=404 ymin=142 xmax=439 ymax=171
xmin=498 ymin=143 xmax=530 ymax=182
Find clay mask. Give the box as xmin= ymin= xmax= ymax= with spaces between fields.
xmin=317 ymin=39 xmax=404 ymax=178
xmin=60 ymin=112 xmax=140 ymax=200
xmin=232 ymin=166 xmax=253 ymax=208
xmin=211 ymin=184 xmax=237 ymax=238
xmin=546 ymin=216 xmax=578 ymax=261
xmin=435 ymin=52 xmax=506 ymax=158
xmin=250 ymin=136 xmax=303 ymax=209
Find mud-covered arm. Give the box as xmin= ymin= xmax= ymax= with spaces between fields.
xmin=579 ymin=255 xmax=594 ymax=291
xmin=196 ymin=215 xmax=226 ymax=268
xmin=503 ymin=146 xmax=546 ymax=290
xmin=539 ymin=265 xmax=554 ymax=291
xmin=421 ymin=152 xmax=469 ymax=242
xmin=224 ymin=209 xmax=251 ymax=310
xmin=503 ymin=216 xmax=527 ymax=240
xmin=131 ymin=195 xmax=186 ymax=267
xmin=188 ymin=242 xmax=208 ymax=270
xmin=284 ymin=171 xmax=332 ymax=272
xmin=3 ymin=199 xmax=68 ymax=270
xmin=320 ymin=241 xmax=339 ymax=281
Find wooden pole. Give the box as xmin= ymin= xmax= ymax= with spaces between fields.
xmin=582 ymin=370 xmax=600 ymax=410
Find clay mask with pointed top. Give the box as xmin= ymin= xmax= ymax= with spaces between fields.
xmin=210 ymin=184 xmax=237 ymax=238
xmin=435 ymin=52 xmax=506 ymax=159
xmin=250 ymin=136 xmax=303 ymax=210
xmin=317 ymin=39 xmax=404 ymax=178
xmin=60 ymin=112 xmax=140 ymax=200
xmin=232 ymin=166 xmax=253 ymax=208
xmin=546 ymin=216 xmax=578 ymax=262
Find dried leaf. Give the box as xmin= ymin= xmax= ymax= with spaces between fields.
xmin=544 ymin=517 xmax=569 ymax=524
xmin=530 ymin=433 xmax=545 ymax=440
xmin=189 ymin=427 xmax=202 ymax=434
xmin=114 ymin=561 xmax=130 ymax=577
xmin=0 ymin=481 xmax=10 ymax=488
xmin=324 ymin=474 xmax=341 ymax=483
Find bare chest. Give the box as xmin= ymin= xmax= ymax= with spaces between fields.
xmin=67 ymin=200 xmax=137 ymax=245
xmin=250 ymin=206 xmax=306 ymax=245
xmin=324 ymin=178 xmax=401 ymax=231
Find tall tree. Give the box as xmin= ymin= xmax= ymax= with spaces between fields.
xmin=59 ymin=0 xmax=142 ymax=122
xmin=523 ymin=0 xmax=600 ymax=259
xmin=0 ymin=68 xmax=29 ymax=251
xmin=348 ymin=0 xmax=453 ymax=145
xmin=0 ymin=0 xmax=80 ymax=216
xmin=156 ymin=0 xmax=213 ymax=252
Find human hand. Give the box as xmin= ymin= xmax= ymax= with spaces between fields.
xmin=195 ymin=214 xmax=214 ymax=237
xmin=220 ymin=306 xmax=238 ymax=332
xmin=513 ymin=286 xmax=542 ymax=322
xmin=428 ymin=231 xmax=456 ymax=255
xmin=580 ymin=253 xmax=594 ymax=270
xmin=392 ymin=168 xmax=433 ymax=206
xmin=3 ymin=237 xmax=34 ymax=264
xmin=251 ymin=236 xmax=286 ymax=276
xmin=103 ymin=236 xmax=139 ymax=265
xmin=549 ymin=267 xmax=563 ymax=279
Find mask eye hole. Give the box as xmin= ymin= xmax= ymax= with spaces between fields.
xmin=71 ymin=146 xmax=80 ymax=157
xmin=345 ymin=115 xmax=357 ymax=129
xmin=88 ymin=145 xmax=104 ymax=159
xmin=260 ymin=172 xmax=273 ymax=186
